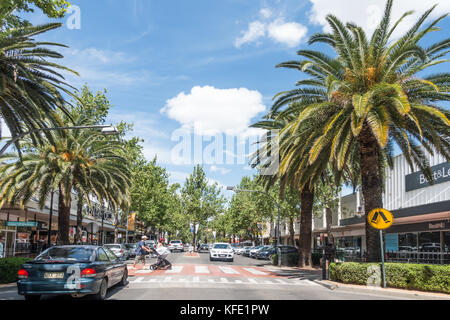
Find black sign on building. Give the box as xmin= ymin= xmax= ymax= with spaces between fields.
xmin=405 ymin=162 xmax=450 ymax=192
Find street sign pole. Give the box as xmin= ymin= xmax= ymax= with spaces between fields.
xmin=379 ymin=229 xmax=386 ymax=288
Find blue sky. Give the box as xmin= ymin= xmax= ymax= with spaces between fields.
xmin=18 ymin=0 xmax=450 ymax=198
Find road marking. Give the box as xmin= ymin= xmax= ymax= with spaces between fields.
xmin=166 ymin=266 xmax=183 ymax=274
xmin=219 ymin=266 xmax=239 ymax=274
xmin=234 ymin=279 xmax=243 ymax=284
xmin=243 ymin=268 xmax=268 ymax=275
xmin=220 ymin=278 xmax=229 ymax=283
xmin=275 ymin=279 xmax=287 ymax=284
xmin=195 ymin=266 xmax=210 ymax=273
xmin=264 ymin=280 xmax=274 ymax=284
xmin=247 ymin=278 xmax=258 ymax=284
xmin=193 ymin=277 xmax=200 ymax=282
xmin=134 ymin=277 xmax=144 ymax=283
xmin=136 ymin=269 xmax=153 ymax=274
xmin=208 ymin=279 xmax=215 ymax=283
xmin=163 ymin=277 xmax=172 ymax=282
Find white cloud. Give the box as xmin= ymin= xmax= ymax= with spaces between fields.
xmin=308 ymin=0 xmax=450 ymax=39
xmin=235 ymin=16 xmax=308 ymax=48
xmin=235 ymin=21 xmax=266 ymax=48
xmin=210 ymin=165 xmax=231 ymax=175
xmin=161 ymin=86 xmax=266 ymax=136
xmin=267 ymin=18 xmax=308 ymax=48
xmin=260 ymin=8 xmax=273 ymax=19
xmin=66 ymin=48 xmax=132 ymax=65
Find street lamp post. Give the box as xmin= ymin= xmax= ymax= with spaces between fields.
xmin=227 ymin=186 xmax=281 ymax=266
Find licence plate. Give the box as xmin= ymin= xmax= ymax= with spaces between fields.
xmin=219 ymin=254 xmax=226 ymax=257
xmin=44 ymin=272 xmax=65 ymax=279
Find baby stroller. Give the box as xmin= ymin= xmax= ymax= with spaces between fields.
xmin=149 ymin=247 xmax=172 ymax=270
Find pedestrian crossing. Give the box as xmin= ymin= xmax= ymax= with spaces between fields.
xmin=128 ymin=275 xmax=319 ymax=287
xmin=128 ymin=264 xmax=272 ymax=277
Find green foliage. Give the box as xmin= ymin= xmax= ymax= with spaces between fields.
xmin=0 ymin=257 xmax=32 ymax=284
xmin=1 ymin=0 xmax=71 ymax=28
xmin=329 ymin=262 xmax=450 ymax=294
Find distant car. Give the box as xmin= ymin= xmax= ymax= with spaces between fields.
xmin=168 ymin=240 xmax=184 ymax=252
xmin=235 ymin=247 xmax=246 ymax=255
xmin=257 ymin=245 xmax=298 ymax=260
xmin=249 ymin=245 xmax=264 ymax=258
xmin=17 ymin=245 xmax=128 ymax=301
xmin=144 ymin=240 xmax=156 ymax=250
xmin=242 ymin=246 xmax=253 ymax=257
xmin=210 ymin=243 xmax=234 ymax=262
xmin=255 ymin=246 xmax=274 ymax=260
xmin=199 ymin=244 xmax=209 ymax=252
xmin=103 ymin=243 xmax=128 ymax=259
xmin=398 ymin=246 xmax=414 ymax=252
xmin=124 ymin=243 xmax=138 ymax=258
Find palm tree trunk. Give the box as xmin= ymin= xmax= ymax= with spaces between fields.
xmin=57 ymin=185 xmax=72 ymax=245
xmin=298 ymin=184 xmax=314 ymax=267
xmin=358 ymin=124 xmax=383 ymax=262
xmin=326 ymin=207 xmax=335 ymax=261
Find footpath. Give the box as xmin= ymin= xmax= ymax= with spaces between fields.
xmin=263 ymin=265 xmax=450 ymax=300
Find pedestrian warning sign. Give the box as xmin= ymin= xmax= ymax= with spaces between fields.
xmin=367 ymin=208 xmax=394 ymax=230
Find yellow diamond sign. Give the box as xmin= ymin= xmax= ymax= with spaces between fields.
xmin=367 ymin=208 xmax=394 ymax=230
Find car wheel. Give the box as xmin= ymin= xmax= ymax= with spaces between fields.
xmin=24 ymin=295 xmax=41 ymax=301
xmin=120 ymin=268 xmax=128 ymax=286
xmin=93 ymin=278 xmax=108 ymax=300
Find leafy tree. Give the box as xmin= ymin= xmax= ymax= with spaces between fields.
xmin=181 ymin=165 xmax=225 ymax=250
xmin=1 ymin=0 xmax=70 ymax=28
xmin=272 ymin=0 xmax=450 ymax=261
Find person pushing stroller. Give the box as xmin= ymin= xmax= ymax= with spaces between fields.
xmin=149 ymin=238 xmax=172 ymax=270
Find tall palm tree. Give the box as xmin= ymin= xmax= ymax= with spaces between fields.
xmin=272 ymin=0 xmax=449 ymax=261
xmin=0 ymin=19 xmax=77 ymax=152
xmin=0 ymin=122 xmax=130 ymax=245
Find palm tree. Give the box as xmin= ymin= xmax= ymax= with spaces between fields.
xmin=0 ymin=19 xmax=77 ymax=152
xmin=0 ymin=122 xmax=130 ymax=245
xmin=271 ymin=0 xmax=450 ymax=261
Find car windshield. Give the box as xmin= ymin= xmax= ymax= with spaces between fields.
xmin=104 ymin=244 xmax=121 ymax=249
xmin=36 ymin=247 xmax=96 ymax=262
xmin=213 ymin=244 xmax=230 ymax=249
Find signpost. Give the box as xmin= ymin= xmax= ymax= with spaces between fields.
xmin=367 ymin=208 xmax=394 ymax=288
xmin=6 ymin=221 xmax=38 ymax=227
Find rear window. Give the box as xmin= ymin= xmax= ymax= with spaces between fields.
xmin=171 ymin=241 xmax=181 ymax=244
xmin=104 ymin=244 xmax=121 ymax=249
xmin=36 ymin=247 xmax=96 ymax=262
xmin=213 ymin=244 xmax=231 ymax=249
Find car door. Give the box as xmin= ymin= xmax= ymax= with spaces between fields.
xmin=104 ymin=247 xmax=123 ymax=285
xmin=96 ymin=247 xmax=112 ymax=281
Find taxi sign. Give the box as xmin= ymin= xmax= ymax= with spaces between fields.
xmin=367 ymin=208 xmax=394 ymax=230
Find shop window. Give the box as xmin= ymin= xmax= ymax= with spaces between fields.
xmin=398 ymin=233 xmax=417 ymax=251
xmin=418 ymin=232 xmax=441 ymax=252
xmin=444 ymin=232 xmax=450 ymax=253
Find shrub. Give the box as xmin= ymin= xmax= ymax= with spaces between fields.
xmin=329 ymin=262 xmax=450 ymax=294
xmin=0 ymin=257 xmax=32 ymax=284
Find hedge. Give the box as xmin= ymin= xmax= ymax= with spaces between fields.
xmin=329 ymin=262 xmax=450 ymax=294
xmin=0 ymin=257 xmax=32 ymax=284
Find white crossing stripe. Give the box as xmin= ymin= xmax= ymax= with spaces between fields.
xmin=219 ymin=266 xmax=239 ymax=274
xmin=195 ymin=266 xmax=210 ymax=273
xmin=193 ymin=277 xmax=200 ymax=282
xmin=234 ymin=279 xmax=243 ymax=283
xmin=166 ymin=266 xmax=183 ymax=273
xmin=275 ymin=279 xmax=287 ymax=284
xmin=136 ymin=269 xmax=153 ymax=274
xmin=133 ymin=277 xmax=144 ymax=283
xmin=163 ymin=277 xmax=172 ymax=282
xmin=243 ymin=268 xmax=268 ymax=275
xmin=264 ymin=280 xmax=275 ymax=284
xmin=208 ymin=279 xmax=215 ymax=283
xmin=220 ymin=278 xmax=229 ymax=283
xmin=247 ymin=278 xmax=258 ymax=284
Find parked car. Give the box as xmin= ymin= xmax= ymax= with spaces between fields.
xmin=249 ymin=245 xmax=264 ymax=258
xmin=103 ymin=243 xmax=128 ymax=259
xmin=255 ymin=246 xmax=274 ymax=260
xmin=257 ymin=245 xmax=298 ymax=260
xmin=242 ymin=246 xmax=253 ymax=257
xmin=124 ymin=243 xmax=138 ymax=258
xmin=235 ymin=247 xmax=246 ymax=255
xmin=17 ymin=245 xmax=128 ymax=301
xmin=144 ymin=240 xmax=156 ymax=250
xmin=199 ymin=243 xmax=210 ymax=252
xmin=168 ymin=240 xmax=184 ymax=252
xmin=420 ymin=243 xmax=441 ymax=252
xmin=209 ymin=243 xmax=234 ymax=262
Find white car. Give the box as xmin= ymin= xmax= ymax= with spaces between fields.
xmin=168 ymin=240 xmax=184 ymax=252
xmin=209 ymin=243 xmax=234 ymax=262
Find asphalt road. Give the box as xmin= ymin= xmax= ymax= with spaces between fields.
xmin=1 ymin=250 xmax=448 ymax=301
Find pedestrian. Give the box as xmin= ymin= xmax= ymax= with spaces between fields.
xmin=133 ymin=236 xmax=152 ymax=268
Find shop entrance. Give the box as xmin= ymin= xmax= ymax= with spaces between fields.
xmin=0 ymin=230 xmax=16 ymax=258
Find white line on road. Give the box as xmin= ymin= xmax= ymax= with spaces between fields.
xmin=166 ymin=266 xmax=183 ymax=274
xmin=247 ymin=278 xmax=258 ymax=284
xmin=163 ymin=277 xmax=172 ymax=282
xmin=134 ymin=277 xmax=144 ymax=282
xmin=243 ymin=268 xmax=268 ymax=275
xmin=220 ymin=278 xmax=229 ymax=283
xmin=219 ymin=266 xmax=239 ymax=274
xmin=195 ymin=266 xmax=210 ymax=273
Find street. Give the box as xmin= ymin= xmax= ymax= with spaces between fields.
xmin=1 ymin=251 xmax=448 ymax=300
